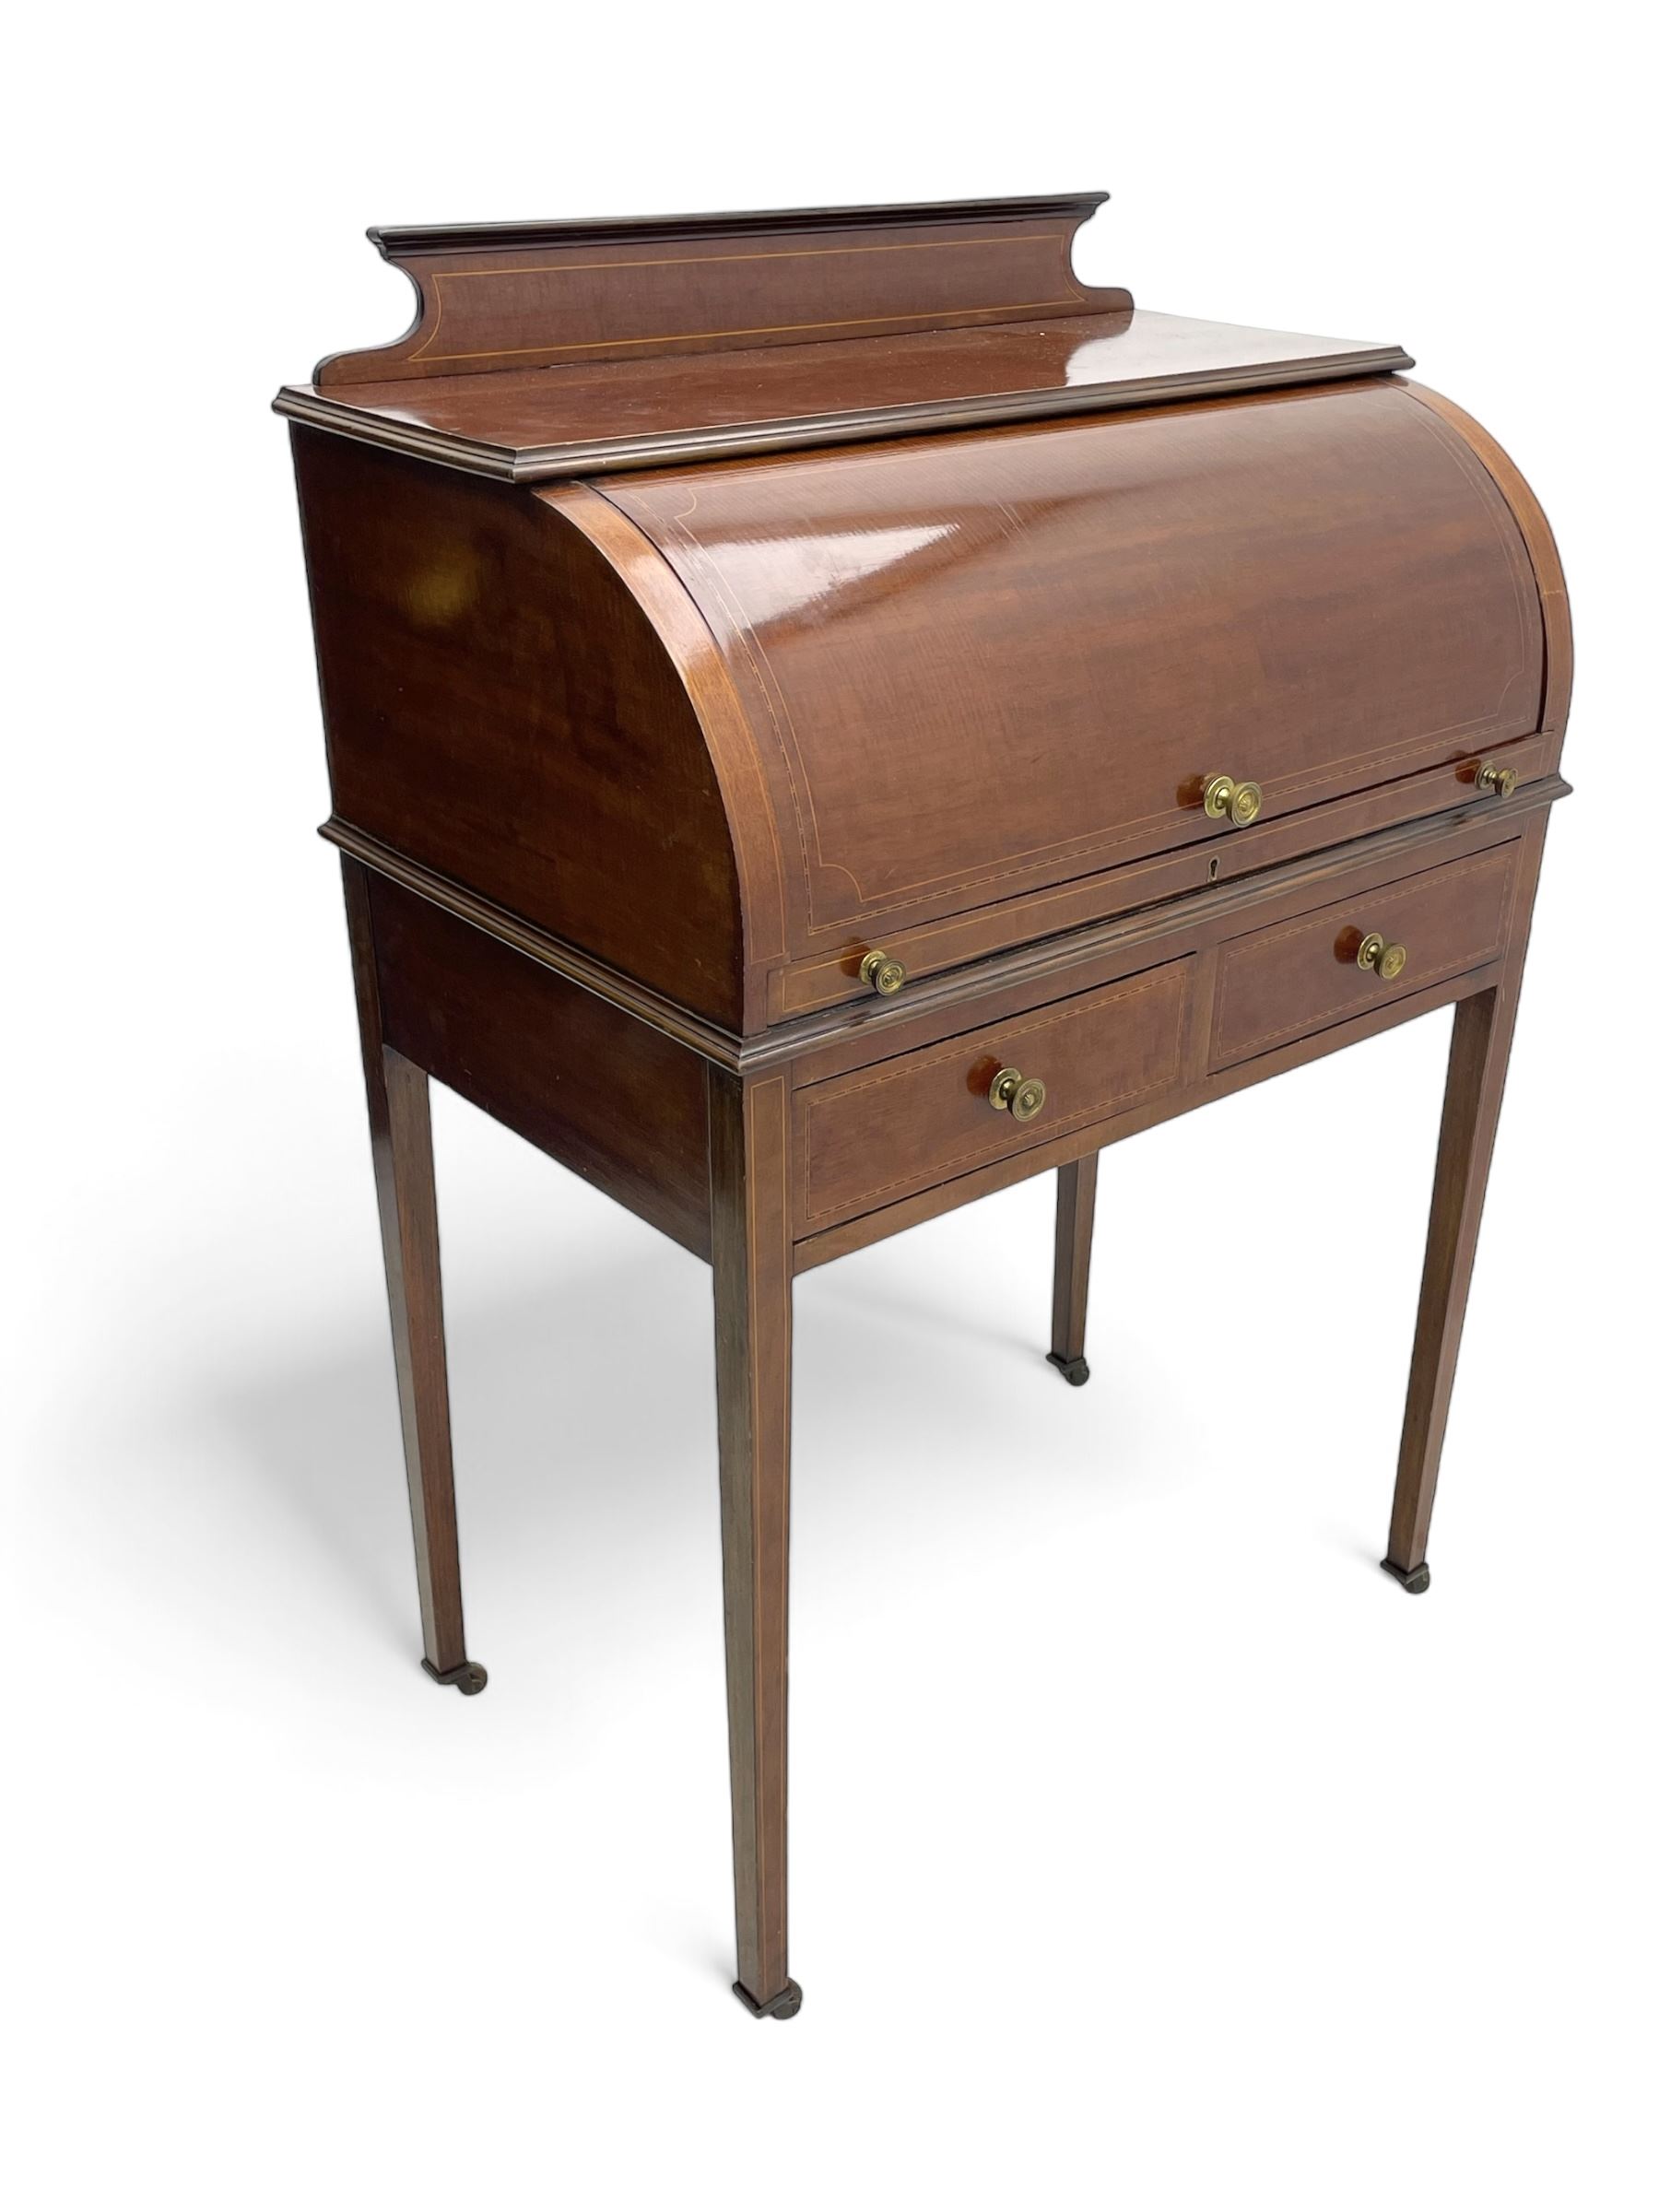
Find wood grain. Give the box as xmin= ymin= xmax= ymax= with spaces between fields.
xmin=709 ymin=1069 xmax=795 ymax=2010
xmin=1386 ymin=816 xmax=1551 ymax=1577
xmin=314 ymin=194 xmax=1130 ymax=386
xmin=323 ymin=775 xmax=1561 ymax=1084
xmin=1209 ymin=841 xmax=1522 ymax=1068
xmin=1404 ymin=383 xmax=1574 ymax=756
xmin=368 ymin=873 xmax=712 ymax=1259
xmin=277 ymin=309 xmax=1408 ymax=480
xmin=342 ymin=858 xmax=471 ymax=1678
xmin=290 ymin=429 xmax=747 ymax=1030
xmin=782 ymin=794 xmax=1556 ymax=1089
xmin=607 ymin=381 xmax=1544 ymax=971
xmin=793 ymin=959 xmax=1507 ymax=1276
xmin=794 ymin=960 xmax=1192 ymax=1234
xmin=543 ymin=481 xmax=790 ymax=1030
xmin=283 ymin=207 xmax=1573 ymax=2012
xmin=766 ymin=734 xmax=1551 ymax=1019
xmin=1051 ymin=1157 xmax=1100 ymax=1371
xmin=293 ymin=371 xmax=1559 ymax=1048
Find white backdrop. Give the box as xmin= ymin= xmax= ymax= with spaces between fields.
xmin=8 ymin=6 xmax=1654 ymax=2206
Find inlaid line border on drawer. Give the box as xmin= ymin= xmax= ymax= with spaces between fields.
xmin=798 ymin=959 xmax=1192 ymax=1227
xmin=1210 ymin=841 xmax=1520 ymax=1065
xmin=766 ymin=736 xmax=1551 ymax=1021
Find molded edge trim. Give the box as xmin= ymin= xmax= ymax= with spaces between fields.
xmin=273 ymin=347 xmax=1415 ymax=482
xmin=369 ymin=193 xmax=1112 ymax=260
xmin=322 ymin=777 xmax=1566 ymax=1078
xmin=321 ymin=818 xmax=748 ymax=1071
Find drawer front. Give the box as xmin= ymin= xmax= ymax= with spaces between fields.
xmin=796 ymin=959 xmax=1193 ymax=1232
xmin=1209 ymin=841 xmax=1521 ymax=1070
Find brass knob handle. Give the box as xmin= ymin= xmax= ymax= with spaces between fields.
xmin=989 ymin=1066 xmax=1048 ymax=1123
xmin=858 ymin=948 xmax=907 ymax=996
xmin=1202 ymin=773 xmax=1264 ymax=827
xmin=1476 ymin=760 xmax=1519 ymax=799
xmin=1357 ymin=931 xmax=1409 ymax=982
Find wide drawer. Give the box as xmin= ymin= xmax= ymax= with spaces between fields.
xmin=794 ymin=958 xmax=1194 ymax=1232
xmin=1209 ymin=841 xmax=1521 ymax=1070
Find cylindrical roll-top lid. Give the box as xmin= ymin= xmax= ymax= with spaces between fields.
xmin=595 ymin=379 xmax=1550 ymax=1007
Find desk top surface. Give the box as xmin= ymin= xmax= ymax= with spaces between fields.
xmin=276 ymin=195 xmax=1410 ymax=478
xmin=277 ymin=307 xmax=1409 ymax=480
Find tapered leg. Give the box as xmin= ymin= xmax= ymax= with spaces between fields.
xmin=708 ymin=1068 xmax=800 ymax=2019
xmin=1382 ymin=981 xmax=1523 ymax=1594
xmin=1047 ymin=1154 xmax=1099 ymax=1386
xmin=343 ymin=860 xmax=485 ymax=1692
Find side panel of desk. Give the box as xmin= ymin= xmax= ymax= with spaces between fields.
xmin=365 ymin=872 xmax=714 ymax=1260
xmin=291 ymin=429 xmax=747 ymax=1032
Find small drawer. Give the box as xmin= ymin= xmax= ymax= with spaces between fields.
xmin=795 ymin=958 xmax=1193 ymax=1232
xmin=1209 ymin=841 xmax=1521 ymax=1070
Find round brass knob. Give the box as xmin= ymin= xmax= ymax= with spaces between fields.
xmin=1476 ymin=760 xmax=1519 ymax=799
xmin=989 ymin=1066 xmax=1048 ymax=1122
xmin=858 ymin=948 xmax=907 ymax=996
xmin=1357 ymin=931 xmax=1408 ymax=982
xmin=1202 ymin=773 xmax=1264 ymax=827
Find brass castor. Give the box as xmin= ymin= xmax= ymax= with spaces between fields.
xmin=733 ymin=1978 xmax=804 ymax=2020
xmin=1380 ymin=1559 xmax=1431 ymax=1595
xmin=1046 ymin=1352 xmax=1090 ymax=1387
xmin=422 ymin=1658 xmax=489 ymax=1693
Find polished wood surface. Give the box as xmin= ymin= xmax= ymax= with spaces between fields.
xmin=606 ymin=382 xmax=1544 ymax=972
xmin=281 ymin=189 xmax=1415 ymax=476
xmin=1050 ymin=1157 xmax=1100 ymax=1382
xmin=368 ymin=872 xmax=712 ymax=1260
xmin=786 ymin=812 xmax=1537 ymax=1267
xmin=326 ymin=773 xmax=1563 ymax=1083
xmin=316 ymin=194 xmax=1131 ymax=386
xmin=709 ymin=1070 xmax=796 ymax=2016
xmin=1407 ymin=385 xmax=1574 ymax=755
xmin=795 ymin=959 xmax=1193 ymax=1233
xmin=1387 ymin=815 xmax=1550 ymax=1585
xmin=794 ymin=960 xmax=1511 ymax=1276
xmin=763 ymin=732 xmax=1551 ymax=1018
xmin=1209 ymin=841 xmax=1523 ymax=1069
xmin=280 ymin=309 xmax=1409 ymax=480
xmin=542 ymin=479 xmax=790 ymax=1029
xmin=296 ymin=373 xmax=1557 ymax=1041
xmin=281 ymin=200 xmax=1571 ymax=2018
xmin=343 ymin=858 xmax=477 ymax=1688
xmin=291 ymin=428 xmax=747 ymax=1028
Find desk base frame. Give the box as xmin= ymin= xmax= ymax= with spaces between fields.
xmin=339 ymin=796 xmax=1552 ymax=2018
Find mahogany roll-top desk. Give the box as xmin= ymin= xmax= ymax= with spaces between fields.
xmin=277 ymin=194 xmax=1571 ymax=2020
